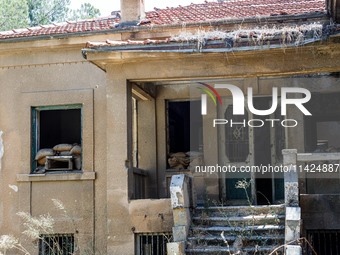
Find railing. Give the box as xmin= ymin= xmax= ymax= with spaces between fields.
xmin=132 ymin=167 xmax=148 ymax=199
xmin=297 ymin=152 xmax=340 ymax=162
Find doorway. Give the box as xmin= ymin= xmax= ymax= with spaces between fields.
xmin=218 ymin=97 xmax=284 ymax=205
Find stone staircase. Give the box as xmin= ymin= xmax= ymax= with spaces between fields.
xmin=186 ymin=204 xmax=285 ymax=254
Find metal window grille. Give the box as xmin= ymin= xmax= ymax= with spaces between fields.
xmin=39 ymin=234 xmax=75 ymax=255
xmin=135 ymin=233 xmax=172 ymax=255
xmin=306 ymin=230 xmax=340 ymax=255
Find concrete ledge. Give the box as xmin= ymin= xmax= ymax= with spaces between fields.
xmin=286 ymin=245 xmax=302 ymax=255
xmin=16 ymin=171 xmax=96 ymax=182
xmin=129 ymin=198 xmax=173 ymax=233
xmin=167 ymin=241 xmax=185 ymax=255
xmin=286 ymin=207 xmax=301 ymax=221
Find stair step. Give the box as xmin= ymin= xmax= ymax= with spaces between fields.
xmin=192 ymin=214 xmax=285 ymax=222
xmin=186 ymin=245 xmax=283 ymax=254
xmin=192 ymin=224 xmax=284 ymax=232
xmin=192 ymin=215 xmax=284 ymax=227
xmin=195 ymin=204 xmax=285 ymax=217
xmin=187 ymin=234 xmax=284 ymax=248
xmin=187 ymin=205 xmax=285 ymax=254
xmin=187 ymin=234 xmax=284 ymax=242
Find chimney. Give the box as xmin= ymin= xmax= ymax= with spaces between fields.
xmin=120 ymin=0 xmax=145 ymax=24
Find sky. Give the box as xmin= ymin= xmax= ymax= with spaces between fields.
xmin=70 ymin=0 xmax=207 ymax=16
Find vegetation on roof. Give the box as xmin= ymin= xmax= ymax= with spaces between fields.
xmin=171 ymin=23 xmax=325 ymax=50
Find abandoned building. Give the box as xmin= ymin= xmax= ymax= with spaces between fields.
xmin=1 ymin=0 xmax=340 ymax=254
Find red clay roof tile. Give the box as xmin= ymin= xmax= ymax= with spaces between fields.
xmin=0 ymin=0 xmax=326 ymax=40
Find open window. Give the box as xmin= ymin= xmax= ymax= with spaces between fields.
xmin=31 ymin=105 xmax=82 ymax=173
xmin=305 ymin=93 xmax=340 ymax=152
xmin=167 ymin=100 xmax=203 ymax=170
xmin=304 ymin=93 xmax=340 ymax=194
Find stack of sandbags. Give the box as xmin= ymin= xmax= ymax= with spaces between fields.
xmin=53 ymin=143 xmax=73 ymax=155
xmin=168 ymin=152 xmax=191 ymax=169
xmin=34 ymin=143 xmax=82 ymax=171
xmin=168 ymin=151 xmax=204 ymax=170
xmin=53 ymin=143 xmax=82 ymax=170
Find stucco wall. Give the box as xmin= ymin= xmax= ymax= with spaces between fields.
xmin=301 ymin=194 xmax=340 ymax=230
xmin=0 ymin=48 xmax=107 ymax=254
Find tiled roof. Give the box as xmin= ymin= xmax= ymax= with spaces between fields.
xmin=0 ymin=0 xmax=326 ymax=40
xmin=145 ymin=0 xmax=326 ymax=25
xmin=0 ymin=18 xmax=119 ymax=40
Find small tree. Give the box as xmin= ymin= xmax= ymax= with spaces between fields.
xmin=69 ymin=3 xmax=101 ymax=21
xmin=0 ymin=0 xmax=29 ymax=31
xmin=0 ymin=0 xmax=102 ymax=31
xmin=27 ymin=0 xmax=71 ymax=26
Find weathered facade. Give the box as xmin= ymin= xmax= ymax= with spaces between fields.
xmin=1 ymin=0 xmax=340 ymax=254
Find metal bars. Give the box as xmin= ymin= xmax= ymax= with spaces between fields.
xmin=135 ymin=233 xmax=172 ymax=255
xmin=306 ymin=230 xmax=340 ymax=255
xmin=39 ymin=234 xmax=75 ymax=255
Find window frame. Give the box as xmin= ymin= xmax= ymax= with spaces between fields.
xmin=39 ymin=233 xmax=75 ymax=255
xmin=31 ymin=104 xmax=83 ymax=173
xmin=135 ymin=232 xmax=172 ymax=255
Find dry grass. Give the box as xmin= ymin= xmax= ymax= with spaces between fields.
xmin=171 ymin=23 xmax=324 ymax=51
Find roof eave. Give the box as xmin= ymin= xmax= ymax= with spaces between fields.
xmin=82 ymin=41 xmax=340 ymax=79
xmin=82 ymin=38 xmax=323 ymax=56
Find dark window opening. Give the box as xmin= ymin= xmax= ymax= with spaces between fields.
xmin=32 ymin=106 xmax=82 ymax=173
xmin=39 ymin=234 xmax=75 ymax=255
xmin=303 ymin=93 xmax=340 ymax=193
xmin=167 ymin=101 xmax=202 ymax=153
xmin=305 ymin=93 xmax=340 ymax=153
xmin=135 ymin=233 xmax=172 ymax=255
xmin=39 ymin=109 xmax=81 ymax=148
xmin=306 ymin=230 xmax=340 ymax=255
xmin=167 ymin=101 xmax=203 ymax=169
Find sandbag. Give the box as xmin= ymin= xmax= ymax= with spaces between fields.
xmin=59 ymin=151 xmax=72 ymax=156
xmin=53 ymin=143 xmax=73 ymax=152
xmin=169 ymin=152 xmax=186 ymax=158
xmin=37 ymin=157 xmax=48 ymax=165
xmin=35 ymin=148 xmax=54 ymax=161
xmin=70 ymin=145 xmax=82 ymax=155
xmin=74 ymin=155 xmax=82 ymax=170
